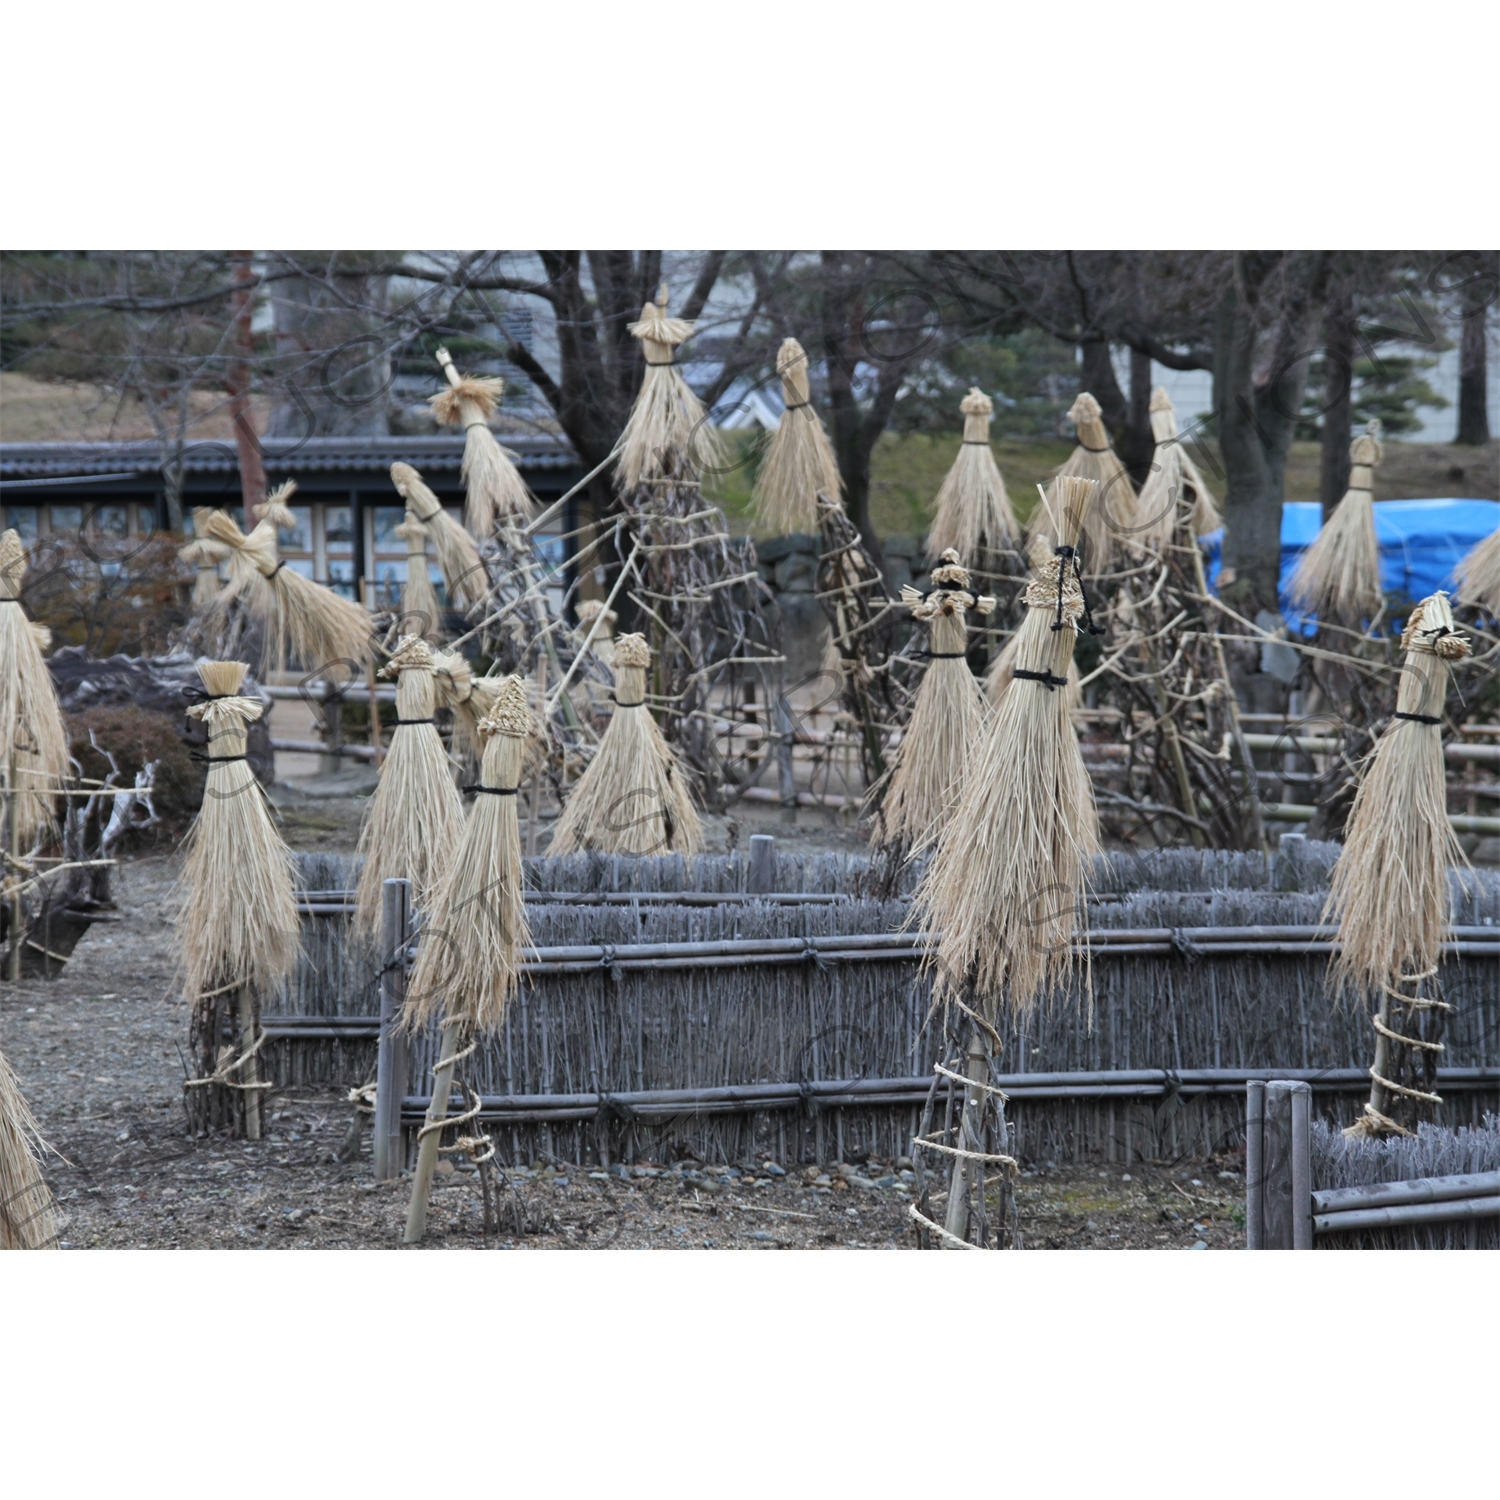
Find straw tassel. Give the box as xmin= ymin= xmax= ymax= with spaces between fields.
xmin=395 ymin=514 xmax=443 ymax=641
xmin=1287 ymin=420 xmax=1385 ymax=624
xmin=176 ymin=660 xmax=299 ymax=1139
xmin=1135 ymin=388 xmax=1222 ymax=550
xmin=389 ymin=463 xmax=488 ymax=611
xmin=0 ymin=529 xmax=68 ymax=844
xmin=873 ymin=551 xmax=994 ymax=851
xmin=928 ymin=389 xmax=1019 ymax=568
xmin=1325 ymin=592 xmax=1470 ymax=1137
xmin=0 ymin=1047 xmax=57 ymax=1249
xmin=200 ymin=483 xmax=373 ymax=676
xmin=751 ymin=338 xmax=843 ymax=533
xmin=1453 ymin=523 xmax=1500 ymax=616
xmin=617 ymin=285 xmax=727 ymax=491
xmin=180 ymin=537 xmax=229 ymax=609
xmin=916 ymin=476 xmax=1102 ymax=1023
xmin=549 ymin=633 xmax=702 ymax=856
xmin=353 ymin=637 xmax=465 ymax=937
xmin=1030 ymin=393 xmax=1139 ymax=572
xmin=430 ymin=349 xmax=534 ymax=534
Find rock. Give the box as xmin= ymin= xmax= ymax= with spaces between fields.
xmin=896 ymin=1156 xmax=914 ymax=1170
xmin=845 ymin=1174 xmax=879 ymax=1190
xmin=1192 ymin=1240 xmax=1208 ymax=1250
xmin=763 ymin=1162 xmax=786 ymax=1177
xmin=812 ymin=1174 xmax=832 ymax=1188
xmin=434 ymin=1160 xmax=455 ymax=1178
xmin=874 ymin=1175 xmax=896 ymax=1189
xmin=588 ymin=1171 xmax=609 ymax=1182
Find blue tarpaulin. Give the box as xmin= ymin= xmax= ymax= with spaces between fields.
xmin=1202 ymin=498 xmax=1499 ymax=625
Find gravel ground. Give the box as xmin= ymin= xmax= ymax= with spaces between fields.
xmin=2 ymin=807 xmax=1248 ymax=1251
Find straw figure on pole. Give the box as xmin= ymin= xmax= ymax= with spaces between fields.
xmin=353 ymin=636 xmax=465 ymax=938
xmin=617 ymin=285 xmax=727 ymax=492
xmin=201 ymin=483 xmax=373 ymax=677
xmin=927 ymin=389 xmax=1020 ymax=578
xmin=181 ymin=537 xmax=229 ymax=609
xmin=1324 ymin=591 xmax=1470 ymax=1138
xmin=1287 ymin=419 xmax=1385 ymax=625
xmin=1030 ymin=393 xmax=1139 ymax=572
xmin=177 ymin=659 xmax=299 ymax=1139
xmin=751 ymin=338 xmax=843 ymax=534
xmin=402 ymin=676 xmax=533 ymax=1243
xmin=389 ymin=462 xmax=488 ymax=611
xmin=1 ymin=529 xmax=68 ymax=846
xmin=1453 ymin=523 xmax=1500 ymax=617
xmin=872 ymin=550 xmax=994 ymax=854
xmin=549 ymin=633 xmax=701 ymax=856
xmin=394 ymin=515 xmax=443 ymax=642
xmin=1135 ymin=388 xmax=1222 ymax=551
xmin=0 ymin=1048 xmax=58 ymax=1249
xmin=430 ymin=348 xmax=534 ymax=535
xmin=911 ymin=476 xmax=1101 ymax=1247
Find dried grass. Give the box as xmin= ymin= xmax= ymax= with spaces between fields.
xmin=549 ymin=633 xmax=702 ymax=856
xmin=927 ymin=388 xmax=1019 ymax=564
xmin=0 ymin=528 xmax=69 ymax=841
xmin=1453 ymin=523 xmax=1500 ymax=615
xmin=617 ymin=290 xmax=727 ymax=491
xmin=875 ymin=554 xmax=992 ymax=850
xmin=174 ymin=659 xmax=299 ymax=1005
xmin=751 ymin=338 xmax=843 ymax=533
xmin=1287 ymin=422 xmax=1384 ymax=623
xmin=389 ymin=463 xmax=487 ymax=610
xmin=395 ymin=514 xmax=443 ymax=641
xmin=1324 ymin=591 xmax=1469 ymax=994
xmin=1135 ymin=388 xmax=1222 ymax=550
xmin=180 ymin=537 xmax=228 ymax=609
xmin=1029 ymin=393 xmax=1139 ymax=572
xmin=430 ymin=351 xmax=534 ymax=533
xmin=405 ymin=676 xmax=532 ymax=1035
xmin=916 ymin=477 xmax=1101 ymax=1022
xmin=353 ymin=637 xmax=466 ymax=936
xmin=0 ymin=1047 xmax=56 ymax=1249
xmin=201 ymin=485 xmax=372 ymax=676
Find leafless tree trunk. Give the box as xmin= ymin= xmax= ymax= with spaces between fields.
xmin=226 ymin=251 xmax=266 ymax=525
xmin=1456 ymin=283 xmax=1491 ymax=446
xmin=1319 ymin=280 xmax=1355 ymax=520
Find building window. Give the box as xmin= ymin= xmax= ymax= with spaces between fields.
xmin=4 ymin=505 xmax=39 ymax=541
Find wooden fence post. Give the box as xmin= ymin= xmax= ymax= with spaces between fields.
xmin=748 ymin=834 xmax=776 ymax=895
xmin=1245 ymin=1080 xmax=1266 ymax=1250
xmin=373 ymin=877 xmax=411 ymax=1181
xmin=1290 ymin=1081 xmax=1313 ymax=1250
xmin=1261 ymin=1080 xmax=1299 ymax=1249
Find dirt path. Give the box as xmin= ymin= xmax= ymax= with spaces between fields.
xmin=2 ymin=829 xmax=1247 ymax=1251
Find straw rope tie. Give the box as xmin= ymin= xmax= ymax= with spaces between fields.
xmin=906 ymin=1203 xmax=983 ymax=1250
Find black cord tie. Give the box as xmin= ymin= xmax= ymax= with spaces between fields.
xmin=1012 ymin=668 xmax=1071 ymax=691
xmin=463 ymin=785 xmax=519 ymax=796
xmin=0 ymin=598 xmax=20 ymax=605
xmin=395 ymin=717 xmax=436 ymax=725
xmin=1077 ymin=439 xmax=1112 ymax=454
xmin=1051 ymin=544 xmax=1103 ymax=636
xmin=645 ymin=360 xmax=676 ymax=368
xmin=609 ymin=694 xmax=645 ymax=708
xmin=192 ymin=752 xmax=249 ymax=765
xmin=464 ymin=421 xmax=489 ymax=431
xmin=923 ymin=651 xmax=969 ymax=659
xmin=784 ymin=400 xmax=810 ymax=410
xmin=266 ymin=560 xmax=286 ymax=579
xmin=1393 ymin=711 xmax=1442 ymax=726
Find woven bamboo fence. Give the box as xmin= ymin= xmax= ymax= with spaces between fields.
xmin=264 ymin=845 xmax=1500 ymax=1165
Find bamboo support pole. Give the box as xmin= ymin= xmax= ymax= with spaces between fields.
xmin=943 ymin=1028 xmax=989 ymax=1246
xmin=404 ymin=1022 xmax=463 ymax=1243
xmin=373 ymin=877 xmax=410 ymax=1181
xmin=361 ymin=579 xmax=384 ymax=765
xmin=7 ymin=747 xmax=19 ymax=984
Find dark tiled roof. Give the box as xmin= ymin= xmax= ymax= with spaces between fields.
xmin=0 ymin=433 xmax=577 ymax=482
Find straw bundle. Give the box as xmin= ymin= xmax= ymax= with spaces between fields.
xmin=985 ymin=538 xmax=1083 ymax=710
xmin=1324 ymin=592 xmax=1470 ymax=1135
xmin=430 ymin=649 xmax=512 ymax=764
xmin=575 ymin=598 xmax=618 ymax=671
xmin=1031 ymin=393 xmax=1138 ymax=572
xmin=394 ymin=514 xmax=442 ymax=640
xmin=875 ymin=551 xmax=994 ymax=851
xmin=1135 ymin=388 xmax=1222 ymax=550
xmin=751 ymin=338 xmax=843 ymax=533
xmin=430 ymin=348 xmax=534 ymax=534
xmin=1287 ymin=420 xmax=1384 ymax=624
xmin=1453 ymin=523 xmax=1500 ymax=616
xmin=0 ymin=1047 xmax=56 ymax=1250
xmin=176 ymin=660 xmax=300 ymax=1005
xmin=0 ymin=529 xmax=68 ymax=843
xmin=549 ymin=633 xmax=702 ymax=856
xmin=927 ymin=389 xmax=1020 ymax=568
xmin=353 ymin=637 xmax=465 ymax=936
xmin=389 ymin=462 xmax=487 ymax=610
xmin=916 ymin=476 xmax=1102 ymax=1023
xmin=405 ymin=677 xmax=532 ymax=1035
xmin=181 ymin=537 xmax=229 ymax=609
xmin=617 ymin=286 xmax=726 ymax=492
xmin=201 ymin=484 xmax=373 ymax=676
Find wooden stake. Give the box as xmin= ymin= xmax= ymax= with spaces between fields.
xmin=404 ymin=1022 xmax=463 ymax=1244
xmin=360 ymin=578 xmax=384 ymax=766
xmin=236 ymin=985 xmax=262 ymax=1141
xmin=7 ymin=746 xmax=19 ymax=984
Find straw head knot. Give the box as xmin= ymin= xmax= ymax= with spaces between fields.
xmin=430 ymin=376 xmax=503 ymax=426
xmin=479 ymin=674 xmax=532 ymax=739
xmin=1 ymin=528 xmax=26 ymax=597
xmin=959 ymin=387 xmax=993 ymax=418
xmin=613 ymin=632 xmax=651 ymax=669
xmin=1068 ymin=392 xmax=1102 ymax=425
xmin=380 ymin=635 xmax=435 ymax=678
